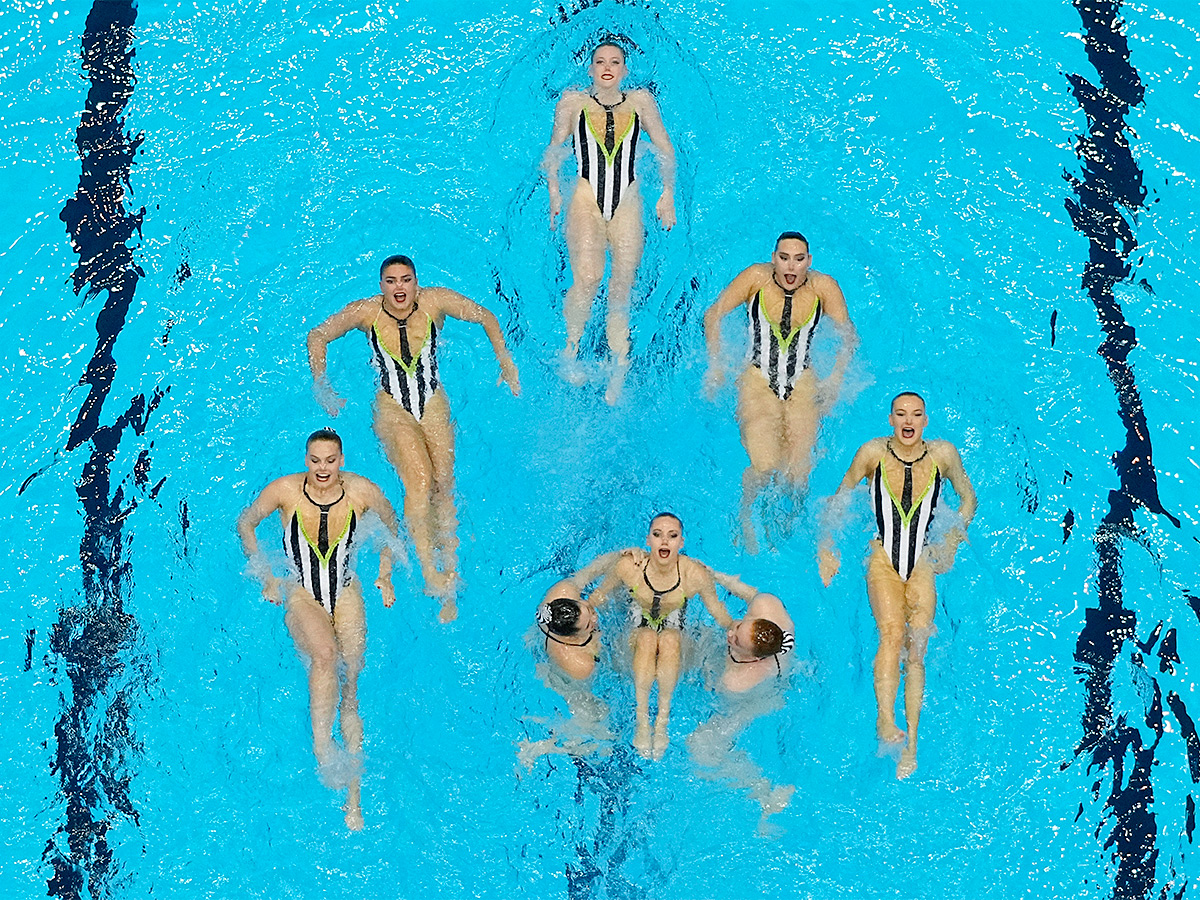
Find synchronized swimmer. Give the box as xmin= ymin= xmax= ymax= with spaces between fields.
xmin=307 ymin=254 xmax=520 ymax=620
xmin=543 ymin=41 xmax=676 ymax=404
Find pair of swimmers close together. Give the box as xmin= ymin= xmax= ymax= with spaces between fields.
xmin=236 ymin=40 xmax=976 ymax=830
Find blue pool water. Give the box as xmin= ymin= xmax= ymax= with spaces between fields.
xmin=2 ymin=0 xmax=1198 ymax=897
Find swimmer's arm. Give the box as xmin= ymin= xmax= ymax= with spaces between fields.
xmin=817 ymin=443 xmax=877 ymax=586
xmin=709 ymin=568 xmax=760 ymax=603
xmin=542 ymin=93 xmax=583 ymax=228
xmin=927 ymin=444 xmax=976 ymax=573
xmin=585 ymin=557 xmax=636 ymax=606
xmin=307 ymin=300 xmax=371 ymax=416
xmin=570 ymin=551 xmax=625 ymax=589
xmin=634 ymin=91 xmax=676 ymax=229
xmin=817 ymin=277 xmax=859 ymax=413
xmin=695 ymin=568 xmax=734 ymax=630
xmin=702 ymin=267 xmax=760 ymax=398
xmin=358 ymin=478 xmax=401 ymax=608
xmin=436 ymin=289 xmax=521 ymax=397
xmin=237 ymin=483 xmax=286 ymax=604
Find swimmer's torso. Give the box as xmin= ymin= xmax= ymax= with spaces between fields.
xmin=279 ymin=477 xmax=361 ymax=615
xmin=871 ymin=445 xmax=942 ymax=581
xmin=367 ymin=299 xmax=440 ymax=421
xmin=746 ymin=270 xmax=825 ymax=399
xmin=569 ymin=92 xmax=642 ymax=220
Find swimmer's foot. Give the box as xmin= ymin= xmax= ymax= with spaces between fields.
xmin=761 ymin=783 xmax=795 ymax=817
xmin=438 ymin=598 xmax=458 ymax=623
xmin=633 ymin=721 xmax=653 ymax=759
xmin=897 ymin=745 xmax=918 ymax=779
xmin=604 ymin=358 xmax=628 ymax=406
xmin=651 ymin=717 xmax=670 ymax=761
xmin=740 ymin=517 xmax=760 ymax=556
xmin=343 ymin=801 xmax=364 ymax=831
xmin=560 ymin=349 xmax=587 ymax=387
xmin=877 ymin=721 xmax=906 ymax=746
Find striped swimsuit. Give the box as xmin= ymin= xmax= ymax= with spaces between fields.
xmin=575 ymin=104 xmax=640 ymax=220
xmin=369 ymin=308 xmax=439 ymax=422
xmin=284 ymin=503 xmax=357 ymax=616
xmin=871 ymin=450 xmax=941 ymax=581
xmin=748 ymin=288 xmax=821 ymax=400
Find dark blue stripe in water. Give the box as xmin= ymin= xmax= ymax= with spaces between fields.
xmin=1064 ymin=2 xmax=1190 ymax=898
xmin=46 ymin=1 xmax=162 ymax=898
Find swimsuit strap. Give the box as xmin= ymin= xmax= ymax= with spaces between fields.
xmin=591 ymin=91 xmax=627 ymax=153
xmin=302 ymin=480 xmax=346 ymax=556
xmin=642 ymin=560 xmax=682 ymax=623
xmin=727 ymin=647 xmax=782 ymax=678
xmin=380 ymin=300 xmax=422 ymax=365
xmin=541 ymin=627 xmax=597 ymax=648
xmin=771 ymin=274 xmax=809 ymax=340
xmin=886 ymin=440 xmax=929 ymax=513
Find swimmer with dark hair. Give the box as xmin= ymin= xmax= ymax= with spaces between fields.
xmin=817 ymin=391 xmax=976 ymax=779
xmin=702 ymin=231 xmax=858 ymax=553
xmin=536 ymin=582 xmax=601 ymax=681
xmin=582 ymin=513 xmax=734 ymax=759
xmin=542 ymin=40 xmax=676 ymax=404
xmin=307 ymin=254 xmax=521 ymax=620
xmin=237 ymin=428 xmax=402 ymax=830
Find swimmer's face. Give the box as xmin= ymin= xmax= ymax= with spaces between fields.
xmin=380 ymin=263 xmax=418 ymax=314
xmin=771 ymin=238 xmax=811 ymax=290
xmin=574 ymin=603 xmax=599 ymax=638
xmin=646 ymin=515 xmax=684 ymax=562
xmin=888 ymin=395 xmax=927 ymax=447
xmin=305 ymin=439 xmax=344 ymax=487
xmin=589 ymin=45 xmax=627 ymax=89
xmin=727 ymin=619 xmax=758 ymax=657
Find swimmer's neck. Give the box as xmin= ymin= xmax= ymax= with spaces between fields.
xmin=590 ymin=84 xmax=625 ymax=106
xmin=303 ymin=475 xmax=345 ymax=502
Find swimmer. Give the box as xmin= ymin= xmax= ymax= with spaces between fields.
xmin=712 ymin=573 xmax=796 ymax=693
xmin=702 ymin=231 xmax=858 ymax=553
xmin=536 ymin=582 xmax=602 ymax=681
xmin=237 ymin=428 xmax=401 ymax=830
xmin=307 ymin=254 xmax=521 ymax=620
xmin=542 ymin=40 xmax=676 ymax=404
xmin=817 ymin=392 xmax=976 ymax=779
xmin=585 ymin=513 xmax=734 ymax=760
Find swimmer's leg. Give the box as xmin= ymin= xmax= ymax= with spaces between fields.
xmin=284 ymin=592 xmax=340 ymax=767
xmin=602 ymin=194 xmax=644 ymax=404
xmin=562 ymin=184 xmax=607 ymax=377
xmin=866 ymin=546 xmax=908 ymax=747
xmin=736 ymin=370 xmax=785 ymax=554
xmin=780 ymin=370 xmax=820 ymax=494
xmin=651 ymin=628 xmax=682 ymax=760
xmin=373 ymin=394 xmax=445 ymax=603
xmin=631 ymin=627 xmax=659 ymax=758
xmin=420 ymin=392 xmax=460 ymax=621
xmin=333 ymin=587 xmax=367 ymax=829
xmin=897 ymin=563 xmax=937 ymax=780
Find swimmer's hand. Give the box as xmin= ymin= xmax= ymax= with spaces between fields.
xmin=498 ymin=358 xmax=522 ymax=396
xmin=656 ymin=191 xmax=675 ymax=230
xmin=313 ymin=379 xmax=346 ymax=417
xmin=548 ymin=183 xmax=562 ymax=230
xmin=703 ymin=366 xmax=724 ymax=401
xmin=620 ymin=546 xmax=648 ymax=564
xmin=376 ymin=572 xmax=396 ymax=608
xmin=924 ymin=531 xmax=964 ymax=575
xmin=262 ymin=576 xmax=285 ymax=606
xmin=817 ymin=547 xmax=840 ymax=587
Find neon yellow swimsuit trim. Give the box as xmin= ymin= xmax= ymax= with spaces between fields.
xmin=295 ymin=506 xmax=355 ymax=567
xmin=583 ymin=106 xmax=637 ymax=166
xmin=879 ymin=459 xmax=939 ymax=526
xmin=371 ymin=313 xmax=432 ymax=378
xmin=759 ymin=292 xmax=819 ymax=350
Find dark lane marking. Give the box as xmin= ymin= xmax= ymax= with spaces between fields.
xmin=1064 ymin=2 xmax=1189 ymax=898
xmin=45 ymin=2 xmax=162 ymax=899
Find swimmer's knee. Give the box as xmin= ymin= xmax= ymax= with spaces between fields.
xmin=876 ymin=623 xmax=906 ymax=652
xmin=309 ymin=640 xmax=339 ymax=669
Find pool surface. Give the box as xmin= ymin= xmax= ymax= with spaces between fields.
xmin=2 ymin=0 xmax=1199 ymax=897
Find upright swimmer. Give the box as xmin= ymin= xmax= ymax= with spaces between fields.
xmin=583 ymin=513 xmax=734 ymax=760
xmin=237 ymin=429 xmax=401 ymax=830
xmin=543 ymin=41 xmax=676 ymax=404
xmin=818 ymin=392 xmax=976 ymax=779
xmin=711 ymin=572 xmax=796 ymax=694
xmin=537 ymin=582 xmax=602 ymax=681
xmin=307 ymin=255 xmax=521 ymax=620
xmin=703 ymin=232 xmax=858 ymax=553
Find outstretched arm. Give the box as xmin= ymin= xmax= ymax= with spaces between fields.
xmin=815 ymin=277 xmax=859 ymax=414
xmin=925 ymin=444 xmax=977 ymax=574
xmin=702 ymin=266 xmax=760 ymax=399
xmin=359 ymin=479 xmax=402 ymax=608
xmin=709 ymin=568 xmax=760 ymax=603
xmin=694 ymin=566 xmax=734 ymax=630
xmin=542 ymin=94 xmax=580 ymax=230
xmin=635 ymin=91 xmax=676 ymax=230
xmin=818 ymin=442 xmax=876 ymax=586
xmin=237 ymin=482 xmax=285 ymax=605
xmin=436 ymin=289 xmax=521 ymax=396
xmin=307 ymin=301 xmax=370 ymax=416
xmin=570 ymin=551 xmax=627 ymax=590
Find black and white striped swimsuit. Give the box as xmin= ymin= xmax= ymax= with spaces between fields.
xmin=871 ymin=450 xmax=941 ymax=581
xmin=369 ymin=309 xmax=439 ymax=422
xmin=284 ymin=503 xmax=357 ymax=616
xmin=575 ymin=105 xmax=640 ymax=220
xmin=748 ymin=288 xmax=821 ymax=399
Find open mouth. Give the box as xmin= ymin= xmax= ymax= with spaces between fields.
xmin=783 ymin=273 xmax=797 ymax=285
xmin=314 ymin=471 xmax=332 ymax=483
xmin=901 ymin=426 xmax=915 ymax=438
xmin=657 ymin=548 xmax=670 ymax=558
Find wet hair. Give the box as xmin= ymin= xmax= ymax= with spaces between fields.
xmin=648 ymin=511 xmax=683 ymax=533
xmin=379 ymin=254 xmax=417 ymax=278
xmin=749 ymin=618 xmax=785 ymax=657
xmin=545 ymin=597 xmax=584 ymax=637
xmin=891 ymin=391 xmax=926 ymax=410
xmin=306 ymin=428 xmax=342 ymax=452
xmin=775 ymin=231 xmax=809 ymax=251
xmin=591 ymin=41 xmax=627 ymax=63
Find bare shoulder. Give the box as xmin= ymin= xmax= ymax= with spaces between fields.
xmin=810 ymin=269 xmax=840 ymax=292
xmin=929 ymin=439 xmax=965 ymax=470
xmin=341 ymin=471 xmax=383 ymax=502
xmin=613 ymin=554 xmax=640 ymax=585
xmin=680 ymin=555 xmax=715 ymax=589
xmin=558 ymin=90 xmax=589 ymax=114
xmin=627 ymin=88 xmax=658 ymax=109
